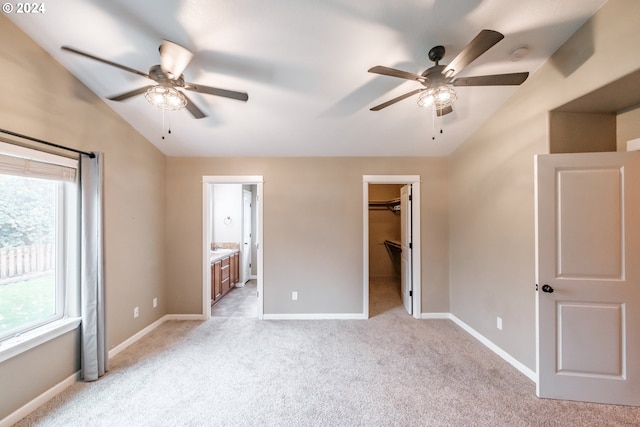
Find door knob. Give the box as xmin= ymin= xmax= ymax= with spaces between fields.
xmin=541 ymin=284 xmax=554 ymax=293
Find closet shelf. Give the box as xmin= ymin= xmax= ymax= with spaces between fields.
xmin=384 ymin=240 xmax=402 ymax=275
xmin=384 ymin=240 xmax=402 ymax=251
xmin=368 ymin=198 xmax=401 ymax=213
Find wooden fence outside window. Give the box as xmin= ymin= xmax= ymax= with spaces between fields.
xmin=0 ymin=244 xmax=54 ymax=284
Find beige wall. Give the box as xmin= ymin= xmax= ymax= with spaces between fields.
xmin=617 ymin=106 xmax=640 ymax=151
xmin=166 ymin=157 xmax=449 ymax=316
xmin=448 ymin=0 xmax=640 ymax=371
xmin=0 ymin=15 xmax=167 ymax=418
xmin=549 ymin=111 xmax=616 ymax=153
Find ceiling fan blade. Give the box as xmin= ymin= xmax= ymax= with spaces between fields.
xmin=182 ymin=93 xmax=207 ymax=119
xmin=436 ymin=106 xmax=453 ymax=117
xmin=443 ymin=30 xmax=504 ymax=77
xmin=368 ymin=66 xmax=425 ymax=82
xmin=61 ymin=46 xmax=150 ymax=79
xmin=370 ymin=88 xmax=425 ymax=111
xmin=107 ymin=85 xmax=155 ymax=101
xmin=159 ymin=40 xmax=194 ymax=79
xmin=453 ymin=72 xmax=529 ymax=86
xmin=184 ymin=83 xmax=249 ymax=102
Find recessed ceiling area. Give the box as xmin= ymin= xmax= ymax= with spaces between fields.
xmin=553 ymin=68 xmax=640 ymax=114
xmin=549 ymin=68 xmax=640 ymax=154
xmin=7 ymin=0 xmax=609 ymax=157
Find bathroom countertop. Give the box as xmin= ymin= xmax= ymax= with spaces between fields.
xmin=209 ymin=248 xmax=239 ymax=263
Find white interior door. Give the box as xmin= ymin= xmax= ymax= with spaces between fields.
xmin=536 ymin=151 xmax=640 ymax=405
xmin=242 ymin=189 xmax=252 ymax=284
xmin=400 ymin=185 xmax=412 ymax=315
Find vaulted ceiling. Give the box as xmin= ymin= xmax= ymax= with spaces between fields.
xmin=8 ymin=0 xmax=608 ymax=157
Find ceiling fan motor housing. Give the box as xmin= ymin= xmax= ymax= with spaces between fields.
xmin=148 ymin=64 xmax=184 ymax=87
xmin=421 ymin=64 xmax=448 ymax=86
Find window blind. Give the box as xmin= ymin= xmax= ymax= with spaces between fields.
xmin=0 ymin=141 xmax=78 ymax=182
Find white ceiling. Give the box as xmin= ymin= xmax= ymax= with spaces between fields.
xmin=8 ymin=0 xmax=608 ymax=157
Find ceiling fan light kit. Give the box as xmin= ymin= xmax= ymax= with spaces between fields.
xmin=368 ymin=29 xmax=529 ymax=115
xmin=416 ymin=84 xmax=457 ymax=110
xmin=145 ymin=86 xmax=187 ymax=110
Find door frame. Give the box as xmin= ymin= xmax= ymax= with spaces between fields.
xmin=202 ymin=175 xmax=264 ymax=319
xmin=363 ymin=175 xmax=421 ymax=319
xmin=241 ymin=188 xmax=253 ymax=284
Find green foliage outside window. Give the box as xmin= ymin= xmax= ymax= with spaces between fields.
xmin=0 ymin=175 xmax=56 ymax=248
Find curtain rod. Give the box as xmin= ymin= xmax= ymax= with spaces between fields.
xmin=0 ymin=128 xmax=95 ymax=158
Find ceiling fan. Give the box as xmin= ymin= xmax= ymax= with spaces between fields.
xmin=368 ymin=29 xmax=529 ymax=116
xmin=61 ymin=41 xmax=249 ymax=119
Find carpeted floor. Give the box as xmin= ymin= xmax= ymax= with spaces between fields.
xmin=13 ymin=279 xmax=640 ymax=426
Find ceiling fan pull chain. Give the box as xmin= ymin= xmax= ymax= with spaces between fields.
xmin=429 ymin=107 xmax=445 ymax=141
xmin=432 ymin=106 xmax=436 ymax=140
xmin=161 ymin=109 xmax=173 ymax=140
xmin=162 ymin=109 xmax=165 ymax=140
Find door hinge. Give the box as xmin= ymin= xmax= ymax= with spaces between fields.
xmin=409 ymin=242 xmax=412 ymax=249
xmin=409 ymin=194 xmax=412 ymax=201
xmin=409 ymin=290 xmax=413 ymax=297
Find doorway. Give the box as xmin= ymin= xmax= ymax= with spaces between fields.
xmin=363 ymin=175 xmax=421 ymax=319
xmin=202 ymin=176 xmax=264 ymax=320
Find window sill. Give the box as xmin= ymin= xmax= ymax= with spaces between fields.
xmin=0 ymin=317 xmax=81 ymax=363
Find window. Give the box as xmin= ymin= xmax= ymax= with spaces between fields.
xmin=0 ymin=142 xmax=78 ymax=346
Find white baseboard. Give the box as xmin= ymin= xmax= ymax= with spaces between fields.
xmin=420 ymin=312 xmax=451 ymax=320
xmin=447 ymin=314 xmax=537 ymax=382
xmin=108 ymin=316 xmax=167 ymax=359
xmin=108 ymin=314 xmax=203 ymax=359
xmin=263 ymin=313 xmax=366 ymax=320
xmin=0 ymin=371 xmax=79 ymax=427
xmin=163 ymin=314 xmax=205 ymax=321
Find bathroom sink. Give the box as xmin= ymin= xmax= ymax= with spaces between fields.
xmin=210 ymin=248 xmax=236 ymax=262
xmin=211 ymin=248 xmax=234 ymax=254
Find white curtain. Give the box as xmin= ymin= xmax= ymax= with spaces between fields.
xmin=80 ymin=153 xmax=107 ymax=381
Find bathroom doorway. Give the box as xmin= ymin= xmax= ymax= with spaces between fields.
xmin=202 ymin=176 xmax=264 ymax=320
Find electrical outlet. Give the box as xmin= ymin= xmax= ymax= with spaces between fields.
xmin=153 ymin=297 xmax=158 ymax=308
xmin=292 ymin=291 xmax=298 ymax=301
xmin=497 ymin=317 xmax=503 ymax=330
xmin=134 ymin=306 xmax=139 ymax=318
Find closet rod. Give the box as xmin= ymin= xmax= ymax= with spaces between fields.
xmin=0 ymin=128 xmax=95 ymax=158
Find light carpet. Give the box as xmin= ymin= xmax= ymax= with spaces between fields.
xmin=14 ymin=280 xmax=640 ymax=426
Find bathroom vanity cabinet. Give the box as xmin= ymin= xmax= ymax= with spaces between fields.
xmin=211 ymin=250 xmax=240 ymax=305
